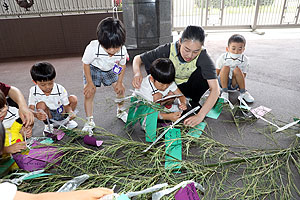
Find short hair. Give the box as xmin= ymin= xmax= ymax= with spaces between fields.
xmin=96 ymin=17 xmax=126 ymax=49
xmin=181 ymin=25 xmax=205 ymax=44
xmin=30 ymin=62 xmax=56 ymax=82
xmin=228 ymin=34 xmax=246 ymax=46
xmin=0 ymin=90 xmax=6 ymax=109
xmin=0 ymin=121 xmax=4 ymax=153
xmin=150 ymin=58 xmax=175 ymax=84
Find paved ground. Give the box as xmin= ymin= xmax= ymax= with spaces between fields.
xmin=0 ymin=28 xmax=299 ymax=148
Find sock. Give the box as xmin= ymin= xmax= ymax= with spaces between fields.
xmin=86 ymin=116 xmax=94 ymax=122
xmin=240 ymin=89 xmax=246 ymax=94
xmin=222 ymin=88 xmax=228 ymax=93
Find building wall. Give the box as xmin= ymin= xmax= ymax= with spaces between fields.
xmin=0 ymin=13 xmax=123 ymax=59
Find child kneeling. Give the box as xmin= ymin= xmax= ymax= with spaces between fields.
xmin=28 ymin=62 xmax=78 ymax=133
xmin=135 ymin=58 xmax=187 ymax=122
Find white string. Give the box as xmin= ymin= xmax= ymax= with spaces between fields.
xmin=143 ymin=106 xmax=200 ymax=152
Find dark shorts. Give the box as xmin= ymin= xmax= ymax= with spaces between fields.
xmin=50 ymin=109 xmax=68 ymax=121
xmin=218 ymin=76 xmax=239 ymax=90
xmin=177 ymin=67 xmax=210 ymax=106
xmin=83 ymin=64 xmax=118 ymax=87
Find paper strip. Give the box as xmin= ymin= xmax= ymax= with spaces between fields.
xmin=152 ymin=180 xmax=205 ymax=200
xmin=143 ymin=106 xmax=200 ymax=153
xmin=187 ymin=122 xmax=206 ymax=138
xmin=165 ymin=128 xmax=182 ymax=172
xmin=175 ymin=182 xmax=201 ymax=200
xmin=206 ymin=98 xmax=224 ymax=119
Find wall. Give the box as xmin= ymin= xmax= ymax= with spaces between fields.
xmin=0 ymin=13 xmax=123 ymax=59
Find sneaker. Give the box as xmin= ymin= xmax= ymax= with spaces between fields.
xmin=240 ymin=91 xmax=254 ymax=103
xmin=117 ymin=108 xmax=128 ymax=123
xmin=66 ymin=120 xmax=78 ymax=130
xmin=82 ymin=120 xmax=95 ymax=132
xmin=44 ymin=124 xmax=54 ymax=133
xmin=220 ymin=92 xmax=229 ymax=103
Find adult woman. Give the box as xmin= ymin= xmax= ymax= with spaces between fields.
xmin=132 ymin=26 xmax=219 ymax=127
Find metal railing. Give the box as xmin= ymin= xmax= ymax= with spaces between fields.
xmin=0 ymin=0 xmax=115 ymax=18
xmin=172 ymin=0 xmax=300 ymax=31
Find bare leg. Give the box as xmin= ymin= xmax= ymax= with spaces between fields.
xmin=68 ymin=95 xmax=78 ymax=111
xmin=219 ymin=66 xmax=230 ymax=90
xmin=232 ymin=67 xmax=245 ymax=90
xmin=84 ymin=84 xmax=96 ymax=117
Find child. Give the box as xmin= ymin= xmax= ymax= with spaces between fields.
xmin=28 ymin=62 xmax=78 ymax=133
xmin=0 ymin=90 xmax=27 ymax=155
xmin=0 ymin=82 xmax=34 ymax=127
xmin=216 ymin=34 xmax=254 ymax=103
xmin=135 ymin=58 xmax=187 ymax=122
xmin=82 ymin=17 xmax=128 ymax=131
xmin=0 ymin=122 xmax=113 ymax=199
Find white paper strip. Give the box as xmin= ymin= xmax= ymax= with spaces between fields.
xmin=143 ymin=106 xmax=200 ymax=153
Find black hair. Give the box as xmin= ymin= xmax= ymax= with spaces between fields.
xmin=0 ymin=121 xmax=4 ymax=153
xmin=0 ymin=90 xmax=6 ymax=109
xmin=181 ymin=25 xmax=205 ymax=44
xmin=30 ymin=62 xmax=56 ymax=82
xmin=150 ymin=58 xmax=175 ymax=84
xmin=228 ymin=34 xmax=246 ymax=46
xmin=96 ymin=17 xmax=126 ymax=49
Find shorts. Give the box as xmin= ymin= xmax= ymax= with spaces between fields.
xmin=218 ymin=76 xmax=239 ymax=90
xmin=50 ymin=109 xmax=68 ymax=121
xmin=83 ymin=64 xmax=118 ymax=87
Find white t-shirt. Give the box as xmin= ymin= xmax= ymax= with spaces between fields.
xmin=135 ymin=75 xmax=178 ymax=102
xmin=3 ymin=106 xmax=19 ymax=128
xmin=216 ymin=52 xmax=249 ymax=78
xmin=0 ymin=182 xmax=17 ymax=200
xmin=28 ymin=83 xmax=70 ymax=110
xmin=82 ymin=40 xmax=128 ymax=71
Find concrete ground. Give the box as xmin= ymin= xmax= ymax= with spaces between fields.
xmin=1 ymin=28 xmax=299 ymax=147
xmin=1 ymin=27 xmax=300 ymax=198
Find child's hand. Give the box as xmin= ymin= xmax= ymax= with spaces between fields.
xmin=169 ymin=112 xmax=182 ymax=122
xmin=132 ymin=74 xmax=143 ymax=89
xmin=179 ymin=103 xmax=187 ymax=111
xmin=36 ymin=110 xmax=47 ymax=121
xmin=69 ymin=111 xmax=76 ymax=120
xmin=4 ymin=142 xmax=27 ymax=154
xmin=84 ymin=83 xmax=96 ymax=98
xmin=114 ymin=82 xmax=125 ymax=96
xmin=21 ymin=125 xmax=33 ymax=138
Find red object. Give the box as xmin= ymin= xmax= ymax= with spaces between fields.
xmin=165 ymin=105 xmax=172 ymax=109
xmin=16 ymin=139 xmax=21 ymax=143
xmin=114 ymin=0 xmax=122 ymax=6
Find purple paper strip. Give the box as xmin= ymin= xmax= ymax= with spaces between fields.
xmin=13 ymin=141 xmax=63 ymax=172
xmin=83 ymin=135 xmax=103 ymax=147
xmin=175 ymin=183 xmax=201 ymax=200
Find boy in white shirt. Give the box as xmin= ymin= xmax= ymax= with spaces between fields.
xmin=135 ymin=58 xmax=187 ymax=122
xmin=216 ymin=34 xmax=254 ymax=103
xmin=82 ymin=17 xmax=128 ymax=132
xmin=28 ymin=62 xmax=78 ymax=133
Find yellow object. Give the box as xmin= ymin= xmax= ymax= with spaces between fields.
xmin=5 ymin=121 xmax=24 ymax=147
xmin=4 ymin=121 xmax=24 ymax=171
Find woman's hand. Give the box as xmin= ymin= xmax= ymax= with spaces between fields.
xmin=184 ymin=115 xmax=204 ymax=127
